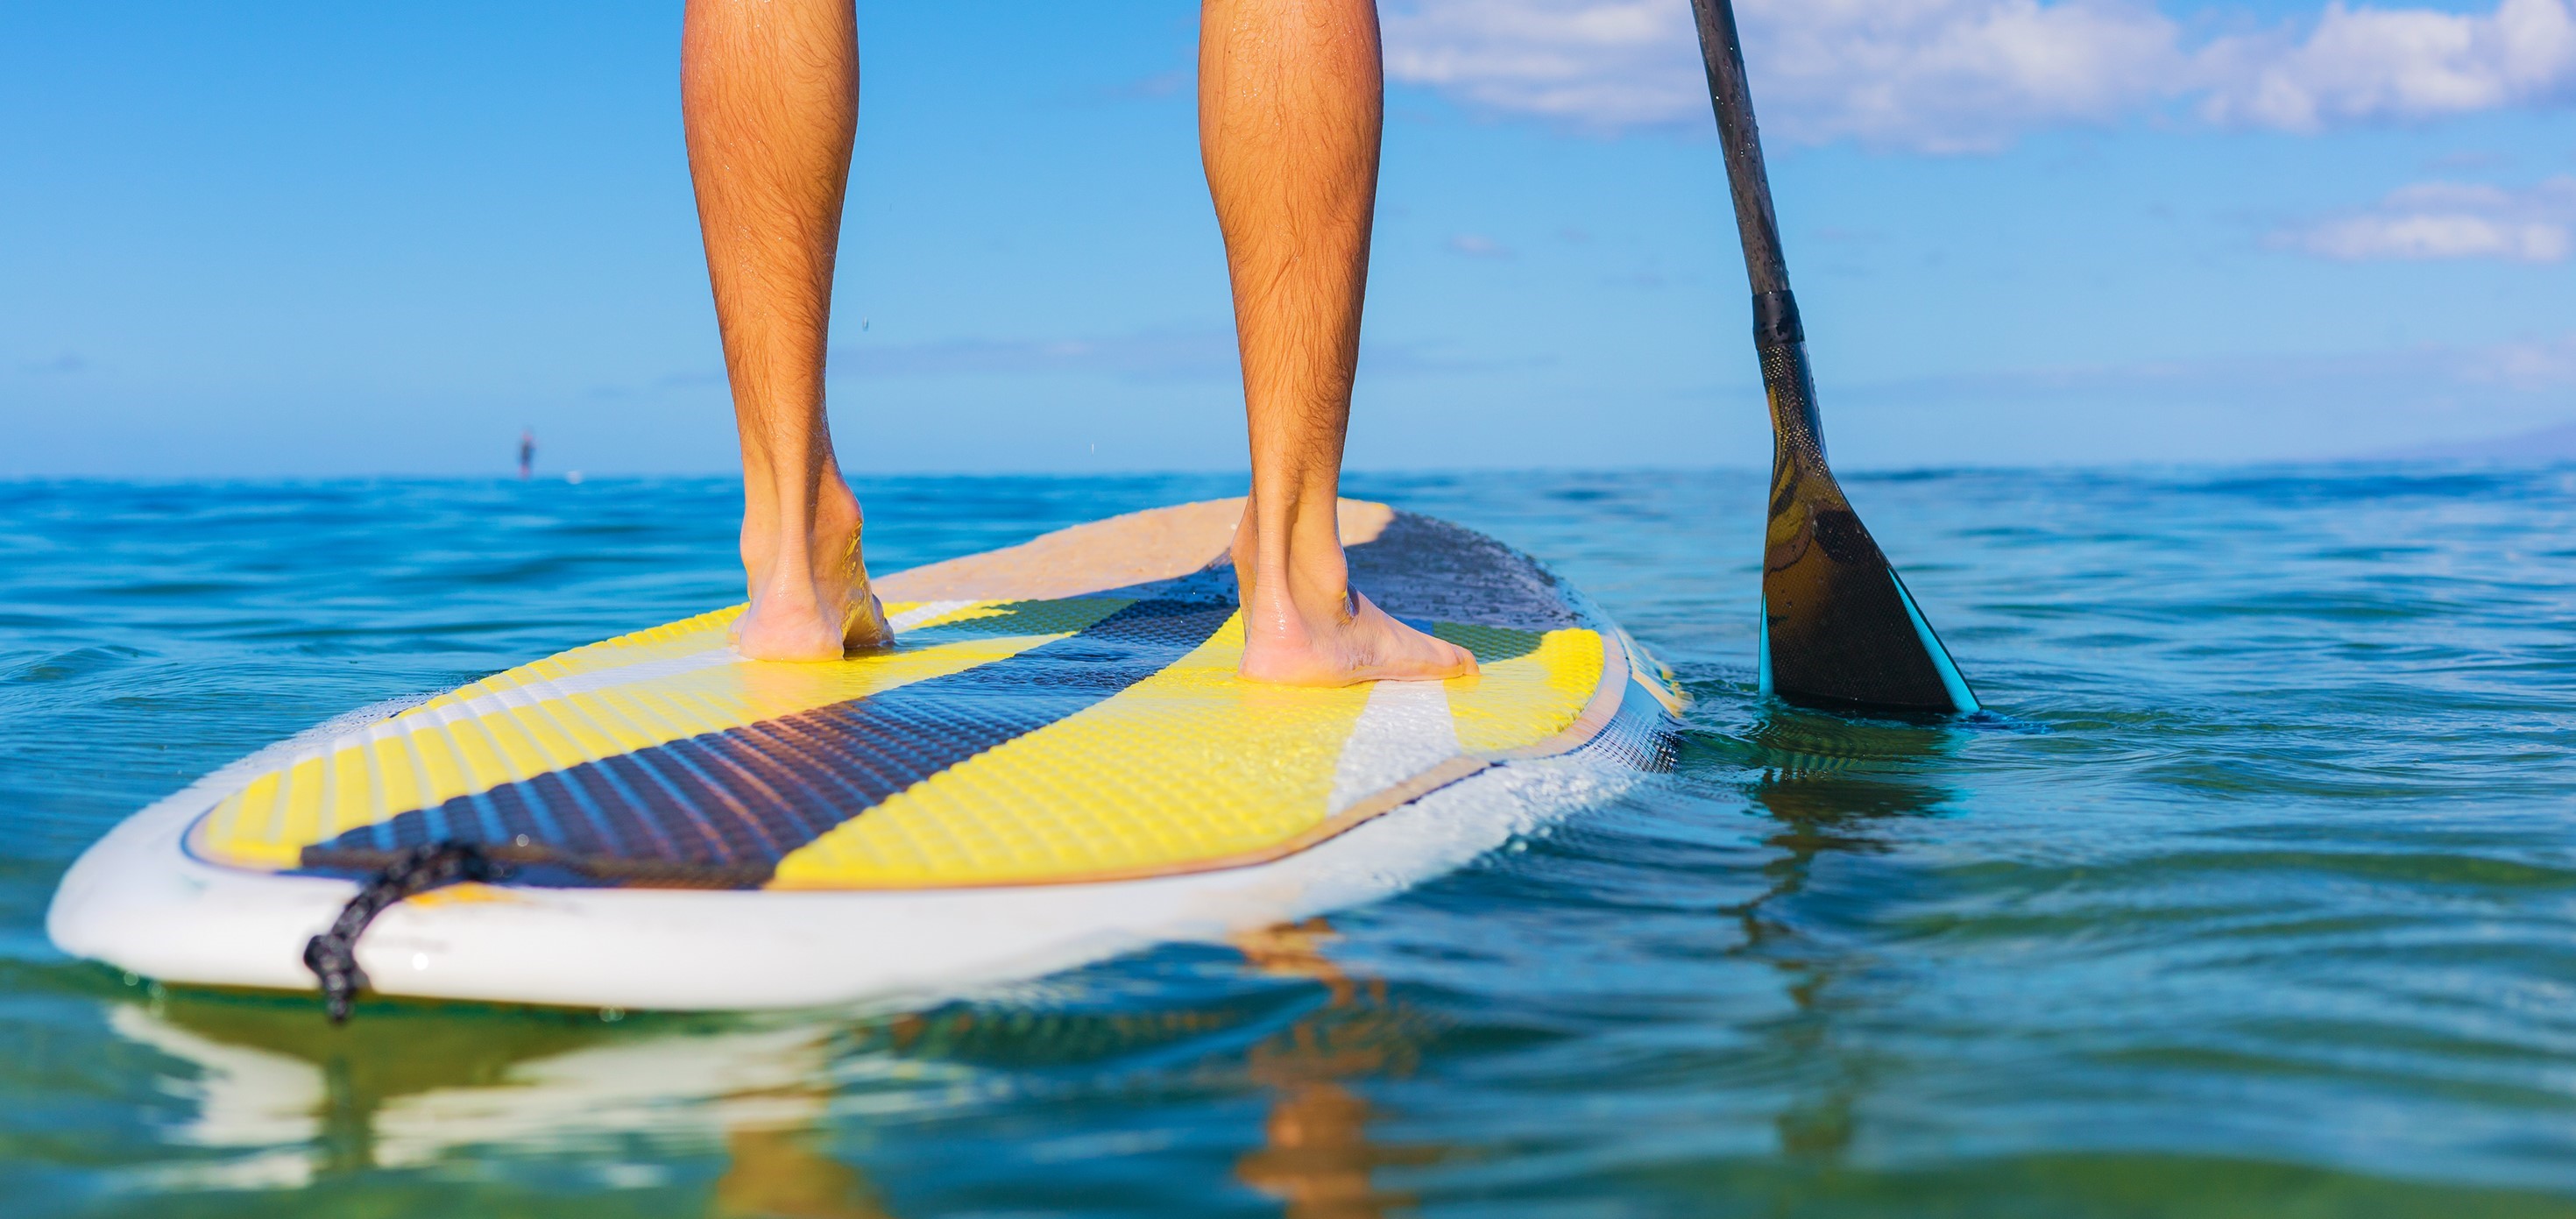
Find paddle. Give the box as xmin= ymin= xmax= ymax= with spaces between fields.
xmin=1686 ymin=0 xmax=1979 ymax=715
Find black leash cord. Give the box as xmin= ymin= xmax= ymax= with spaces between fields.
xmin=301 ymin=841 xmax=508 ymax=1024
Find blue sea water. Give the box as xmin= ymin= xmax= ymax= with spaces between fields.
xmin=7 ymin=466 xmax=2576 ymax=1216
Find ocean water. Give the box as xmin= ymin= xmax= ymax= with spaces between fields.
xmin=7 ymin=466 xmax=2576 ymax=1217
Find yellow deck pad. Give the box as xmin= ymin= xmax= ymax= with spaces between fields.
xmin=1437 ymin=626 xmax=1609 ymax=755
xmin=768 ymin=616 xmax=1608 ymax=889
xmin=189 ymin=599 xmax=1121 ymax=870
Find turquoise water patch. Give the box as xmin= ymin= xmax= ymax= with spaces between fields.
xmin=7 ymin=468 xmax=2576 ymax=1215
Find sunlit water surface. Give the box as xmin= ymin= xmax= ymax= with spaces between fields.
xmin=7 ymin=468 xmax=2576 ymax=1217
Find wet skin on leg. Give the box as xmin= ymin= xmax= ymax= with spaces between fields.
xmin=683 ymin=0 xmax=892 ymax=662
xmin=1201 ymin=0 xmax=1476 ymax=685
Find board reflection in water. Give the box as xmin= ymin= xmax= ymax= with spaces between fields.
xmin=106 ymin=918 xmax=1441 ymax=1216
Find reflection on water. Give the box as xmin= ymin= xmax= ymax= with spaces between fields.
xmin=110 ymin=919 xmax=1439 ymax=1217
xmin=1728 ymin=711 xmax=1962 ymax=1164
xmin=711 ymin=1126 xmax=887 ymax=1219
xmin=1233 ymin=920 xmax=1440 ymax=1219
xmin=110 ymin=999 xmax=837 ymax=1193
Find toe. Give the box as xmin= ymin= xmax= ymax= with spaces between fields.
xmin=1447 ymin=639 xmax=1479 ymax=677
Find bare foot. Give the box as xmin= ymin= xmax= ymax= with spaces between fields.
xmin=1232 ymin=504 xmax=1476 ymax=686
xmin=733 ymin=478 xmax=895 ymax=662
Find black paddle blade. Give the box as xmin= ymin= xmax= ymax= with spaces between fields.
xmin=1756 ymin=337 xmax=1978 ymax=715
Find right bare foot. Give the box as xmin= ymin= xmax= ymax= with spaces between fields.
xmin=733 ymin=477 xmax=895 ymax=662
xmin=1231 ymin=502 xmax=1476 ymax=686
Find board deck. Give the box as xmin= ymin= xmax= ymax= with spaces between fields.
xmin=50 ymin=500 xmax=1686 ymax=1010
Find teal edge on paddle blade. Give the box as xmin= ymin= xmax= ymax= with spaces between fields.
xmin=1889 ymin=571 xmax=1979 ymax=714
xmin=1756 ymin=599 xmax=1774 ymax=697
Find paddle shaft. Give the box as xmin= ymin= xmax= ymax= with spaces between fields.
xmin=1688 ymin=0 xmax=1797 ymax=342
xmin=1688 ymin=0 xmax=1821 ymax=464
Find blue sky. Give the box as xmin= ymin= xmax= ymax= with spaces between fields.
xmin=4 ymin=0 xmax=2572 ymax=477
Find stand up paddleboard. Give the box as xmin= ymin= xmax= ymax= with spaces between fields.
xmin=50 ymin=500 xmax=1683 ymax=1013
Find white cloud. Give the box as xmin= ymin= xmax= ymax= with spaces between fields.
xmin=1379 ymin=0 xmax=2576 ymax=151
xmin=1382 ymin=0 xmax=2184 ymax=151
xmin=2275 ymin=176 xmax=2576 ymax=262
xmin=1737 ymin=0 xmax=2187 ymax=151
xmin=2201 ymin=0 xmax=2576 ymax=131
xmin=2467 ymin=330 xmax=2576 ymax=387
xmin=1381 ymin=1 xmax=1701 ymax=127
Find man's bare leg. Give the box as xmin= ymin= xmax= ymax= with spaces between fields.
xmin=1201 ymin=0 xmax=1476 ymax=686
xmin=683 ymin=0 xmax=890 ymax=662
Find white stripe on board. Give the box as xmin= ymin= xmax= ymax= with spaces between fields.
xmin=886 ymin=599 xmax=979 ymax=633
xmin=1327 ymin=679 xmax=1464 ymax=817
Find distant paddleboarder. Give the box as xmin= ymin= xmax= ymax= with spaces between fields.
xmin=683 ymin=0 xmax=1472 ymax=685
xmin=518 ymin=429 xmax=534 ymax=481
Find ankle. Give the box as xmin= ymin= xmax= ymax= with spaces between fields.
xmin=1245 ymin=546 xmax=1356 ymax=639
xmin=740 ymin=474 xmax=866 ymax=589
xmin=1245 ymin=483 xmax=1345 ymax=562
xmin=809 ymin=478 xmax=863 ymax=556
